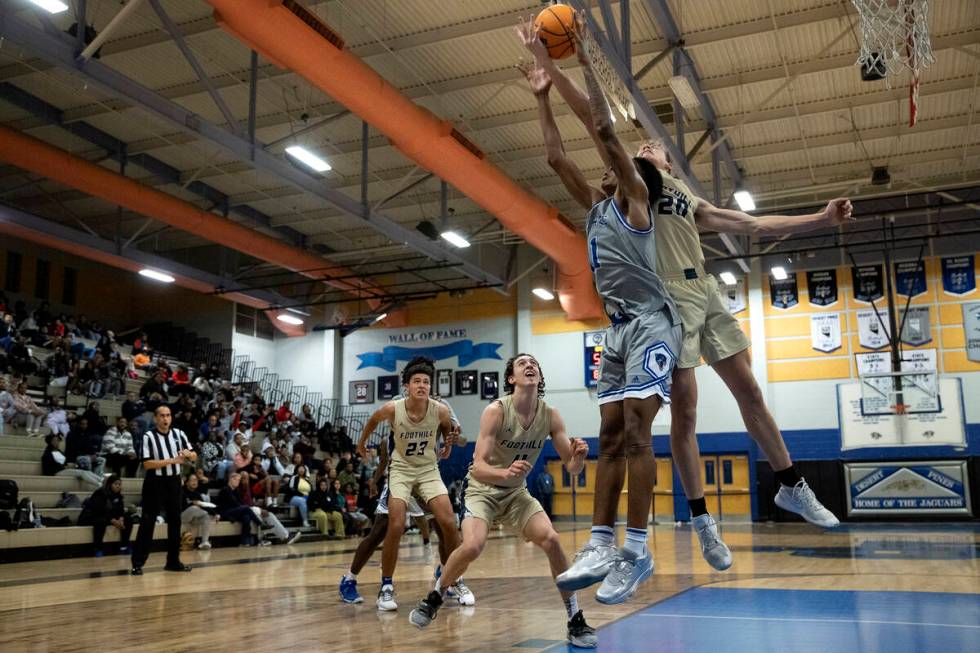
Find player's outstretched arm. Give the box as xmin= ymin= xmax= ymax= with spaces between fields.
xmin=574 ymin=14 xmax=649 ymax=229
xmin=357 ymin=402 xmax=394 ymax=458
xmin=548 ymin=408 xmax=588 ymax=476
xmin=695 ymin=197 xmax=854 ymax=236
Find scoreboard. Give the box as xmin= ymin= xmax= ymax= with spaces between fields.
xmin=583 ymin=330 xmax=605 ymax=388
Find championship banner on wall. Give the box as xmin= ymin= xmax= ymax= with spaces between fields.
xmin=894 ymin=260 xmax=927 ymax=298
xmin=851 ymin=265 xmax=884 ymax=303
xmin=857 ymin=309 xmax=891 ymax=349
xmin=845 ymin=461 xmax=972 ymax=516
xmin=899 ymin=306 xmax=931 ymax=346
xmin=806 ymin=269 xmax=838 ymax=306
xmin=769 ymin=272 xmax=798 ymax=309
xmin=941 ymin=255 xmax=975 ymax=296
xmin=964 ymin=302 xmax=980 ymax=362
xmin=810 ymin=313 xmax=842 ymax=352
xmin=721 ymin=279 xmax=746 ymax=314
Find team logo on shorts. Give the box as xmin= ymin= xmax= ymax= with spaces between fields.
xmin=642 ymin=342 xmax=675 ymax=382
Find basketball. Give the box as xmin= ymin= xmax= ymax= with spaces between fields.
xmin=534 ymin=4 xmax=576 ymax=59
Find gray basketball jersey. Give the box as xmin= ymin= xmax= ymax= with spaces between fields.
xmin=586 ymin=196 xmax=670 ymax=322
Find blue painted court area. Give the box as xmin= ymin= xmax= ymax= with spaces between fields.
xmin=552 ymin=588 xmax=980 ymax=652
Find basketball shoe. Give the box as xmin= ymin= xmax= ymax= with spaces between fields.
xmin=339 ymin=577 xmax=363 ymax=604
xmin=436 ymin=565 xmax=476 ymax=605
xmin=595 ymin=548 xmax=653 ymax=605
xmin=555 ymin=543 xmax=618 ymax=591
xmin=567 ymin=610 xmax=598 ymax=648
xmin=692 ymin=514 xmax=733 ymax=571
xmin=409 ymin=590 xmax=444 ymax=629
xmin=774 ymin=478 xmax=840 ymax=528
xmin=376 ymin=584 xmax=397 ymax=611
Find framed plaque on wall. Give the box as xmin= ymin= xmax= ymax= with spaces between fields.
xmin=455 ymin=370 xmax=477 ymax=395
xmin=436 ymin=369 xmax=453 ymax=397
xmin=349 ymin=380 xmax=375 ymax=405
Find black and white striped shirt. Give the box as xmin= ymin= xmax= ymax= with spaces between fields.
xmin=140 ymin=428 xmax=191 ymax=477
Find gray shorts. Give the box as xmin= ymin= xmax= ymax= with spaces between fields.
xmin=596 ymin=305 xmax=682 ymax=405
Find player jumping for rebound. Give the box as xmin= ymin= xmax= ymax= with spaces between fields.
xmin=408 ymin=353 xmax=597 ymax=648
xmin=356 ymin=356 xmax=459 ymax=611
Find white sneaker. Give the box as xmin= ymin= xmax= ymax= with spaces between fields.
xmin=197 ymin=541 xmax=212 ymax=550
xmin=449 ymin=579 xmax=475 ymax=606
xmin=692 ymin=514 xmax=733 ymax=571
xmin=377 ymin=584 xmax=398 ymax=611
xmin=556 ymin=543 xmax=618 ymax=591
xmin=595 ymin=549 xmax=654 ymax=605
xmin=287 ymin=531 xmax=302 ymax=545
xmin=774 ymin=478 xmax=840 ymax=528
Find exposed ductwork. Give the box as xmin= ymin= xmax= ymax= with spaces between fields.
xmin=0 ymin=125 xmax=386 ymax=318
xmin=208 ymin=0 xmax=602 ymax=320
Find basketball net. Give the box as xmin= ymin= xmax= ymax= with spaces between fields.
xmin=850 ymin=0 xmax=934 ymax=127
xmin=580 ymin=27 xmax=636 ymax=123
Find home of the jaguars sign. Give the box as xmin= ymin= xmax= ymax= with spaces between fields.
xmin=844 ymin=461 xmax=972 ymax=516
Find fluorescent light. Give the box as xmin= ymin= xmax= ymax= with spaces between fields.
xmin=276 ymin=314 xmax=304 ymax=325
xmin=771 ymin=266 xmax=788 ymax=280
xmin=30 ymin=0 xmax=69 ymax=13
xmin=734 ymin=190 xmax=756 ymax=211
xmin=532 ymin=287 xmax=555 ymax=300
xmin=285 ymin=145 xmax=331 ymax=172
xmin=286 ymin=307 xmax=310 ymax=316
xmin=667 ymin=75 xmax=700 ymax=110
xmin=373 ymin=313 xmax=388 ymax=323
xmin=138 ymin=269 xmax=175 ymax=283
xmin=719 ymin=272 xmax=737 ymax=286
xmin=440 ymin=230 xmax=470 ymax=248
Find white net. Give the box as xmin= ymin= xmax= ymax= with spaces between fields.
xmin=581 ymin=28 xmax=636 ymax=122
xmin=851 ymin=0 xmax=935 ymax=81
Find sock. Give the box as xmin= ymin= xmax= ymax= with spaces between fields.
xmin=343 ymin=571 xmax=357 ymax=581
xmin=589 ymin=525 xmax=615 ymax=548
xmin=422 ymin=538 xmax=430 ymax=545
xmin=623 ymin=527 xmax=648 ymax=557
xmin=563 ymin=593 xmax=580 ymax=619
xmin=381 ymin=575 xmax=393 ymax=588
xmin=434 ymin=576 xmax=444 ymax=593
xmin=688 ymin=497 xmax=708 ymax=518
xmin=775 ymin=465 xmax=801 ymax=489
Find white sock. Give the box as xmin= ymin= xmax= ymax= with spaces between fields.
xmin=564 ymin=593 xmax=580 ymax=619
xmin=344 ymin=571 xmax=357 ymax=581
xmin=623 ymin=527 xmax=648 ymax=557
xmin=589 ymin=525 xmax=615 ymax=548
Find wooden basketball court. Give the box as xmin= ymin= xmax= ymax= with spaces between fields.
xmin=2 ymin=522 xmax=977 ymax=652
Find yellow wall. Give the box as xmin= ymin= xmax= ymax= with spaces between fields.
xmin=764 ymin=256 xmax=980 ymax=381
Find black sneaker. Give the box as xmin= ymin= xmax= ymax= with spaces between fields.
xmin=567 ymin=610 xmax=598 ymax=648
xmin=408 ymin=590 xmax=444 ymax=629
xmin=164 ymin=563 xmax=192 ymax=572
xmin=130 ymin=567 xmax=143 ymax=576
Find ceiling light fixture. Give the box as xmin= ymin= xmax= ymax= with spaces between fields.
xmin=771 ymin=266 xmax=788 ymax=280
xmin=733 ymin=190 xmax=756 ymax=212
xmin=285 ymin=145 xmax=331 ymax=172
xmin=138 ymin=269 xmax=175 ymax=283
xmin=719 ymin=272 xmax=737 ymax=286
xmin=532 ymin=287 xmax=555 ymax=301
xmin=276 ymin=314 xmax=304 ymax=325
xmin=440 ymin=230 xmax=470 ymax=248
xmin=667 ymin=75 xmax=701 ymax=110
xmin=373 ymin=313 xmax=388 ymax=323
xmin=30 ymin=0 xmax=70 ymax=14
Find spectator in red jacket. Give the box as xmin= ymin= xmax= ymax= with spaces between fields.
xmin=275 ymin=401 xmax=293 ymax=424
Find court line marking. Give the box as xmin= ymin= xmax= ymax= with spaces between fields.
xmin=636 ymin=612 xmax=980 ymax=629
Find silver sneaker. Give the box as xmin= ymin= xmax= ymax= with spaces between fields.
xmin=595 ymin=549 xmax=654 ymax=605
xmin=377 ymin=585 xmax=398 ymax=611
xmin=556 ymin=543 xmax=618 ymax=591
xmin=774 ymin=478 xmax=840 ymax=528
xmin=450 ymin=579 xmax=475 ymax=606
xmin=692 ymin=514 xmax=733 ymax=571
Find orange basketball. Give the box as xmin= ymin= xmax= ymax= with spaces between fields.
xmin=533 ymin=4 xmax=576 ymax=60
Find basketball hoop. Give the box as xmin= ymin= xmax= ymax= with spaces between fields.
xmin=893 ymin=403 xmax=909 ymax=415
xmin=850 ymin=0 xmax=934 ymax=127
xmin=578 ymin=19 xmax=636 ymax=123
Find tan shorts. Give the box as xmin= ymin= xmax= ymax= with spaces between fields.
xmin=387 ymin=463 xmax=447 ymax=506
xmin=663 ymin=274 xmax=749 ymax=368
xmin=462 ymin=477 xmax=543 ymax=537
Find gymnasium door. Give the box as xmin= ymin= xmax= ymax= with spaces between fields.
xmin=701 ymin=454 xmax=751 ymax=519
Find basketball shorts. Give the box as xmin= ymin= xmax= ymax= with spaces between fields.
xmin=663 ymin=274 xmax=750 ymax=368
xmin=597 ymin=304 xmax=683 ymax=405
xmin=461 ymin=477 xmax=543 ymax=537
xmin=375 ymin=482 xmax=425 ymax=518
xmin=387 ymin=462 xmax=448 ymax=506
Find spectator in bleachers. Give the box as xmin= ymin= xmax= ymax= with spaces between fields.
xmin=0 ymin=377 xmax=15 ymax=436
xmin=65 ymin=417 xmax=106 ymax=476
xmin=48 ymin=317 xmax=66 ymax=339
xmin=361 ymin=447 xmax=379 ymax=480
xmin=224 ymin=430 xmax=243 ymax=464
xmin=241 ymin=456 xmax=280 ymax=507
xmin=337 ymin=461 xmax=359 ymax=490
xmin=103 ymin=355 xmax=124 ymax=398
xmin=18 ymin=311 xmax=41 ymax=345
xmin=260 ymin=445 xmax=286 ymax=477
xmin=131 ymin=332 xmax=148 ymax=356
xmin=132 ymin=348 xmax=152 ymax=372
xmin=191 ymin=370 xmax=212 ymax=399
xmin=8 ymin=335 xmax=37 ymax=376
xmin=233 ymin=442 xmax=254 ymax=473
xmin=95 ymin=329 xmax=115 ymax=358
xmin=46 ymin=346 xmax=71 ymax=387
xmin=172 ymin=365 xmax=193 ymax=397
xmin=216 ymin=472 xmax=264 ymax=546
xmin=81 ymin=401 xmax=109 ymax=437
xmin=45 ymin=397 xmax=71 ymax=437
xmin=181 ymin=474 xmax=215 ymax=550
xmin=102 ymin=416 xmax=138 ymax=477
xmin=343 ymin=481 xmax=370 ymax=534
xmin=0 ymin=313 xmax=15 ymax=352
xmin=122 ymin=391 xmax=145 ymax=422
xmin=308 ymin=477 xmax=344 ymax=539
xmin=286 ymin=463 xmax=311 ymax=527
xmin=173 ymin=406 xmax=199 ymax=445
xmin=275 ymin=400 xmax=293 ymax=424
xmin=199 ymin=428 xmax=226 ymax=480
xmin=336 ymin=424 xmax=354 ymax=455
xmin=42 ymin=433 xmax=102 ymax=489
xmin=218 ymin=472 xmax=298 ymax=546
xmin=79 ymin=474 xmax=135 ymax=557
xmin=12 ymin=381 xmax=46 ymax=435
xmin=139 ymin=369 xmax=169 ymax=412
xmin=293 ymin=433 xmax=316 ymax=468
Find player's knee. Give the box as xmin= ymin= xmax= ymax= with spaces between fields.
xmin=735 ymin=379 xmax=766 ymax=411
xmin=461 ymin=540 xmax=484 ymax=560
xmin=670 ymin=400 xmax=697 ymax=430
xmin=539 ymin=529 xmax=561 ymax=554
xmin=598 ymin=426 xmax=626 ymax=459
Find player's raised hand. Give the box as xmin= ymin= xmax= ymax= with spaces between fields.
xmin=823 ymin=198 xmax=855 ymax=227
xmin=517 ymin=59 xmax=552 ymax=96
xmin=516 ymin=15 xmax=549 ymax=62
xmin=505 ymin=459 xmax=533 ymax=480
xmin=571 ymin=10 xmax=589 ymax=63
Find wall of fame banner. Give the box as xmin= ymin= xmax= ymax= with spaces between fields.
xmin=851 ymin=265 xmax=884 ymax=303
xmin=894 ymin=260 xmax=927 ymax=298
xmin=806 ymin=269 xmax=838 ymax=306
xmin=965 ymin=302 xmax=980 ymax=362
xmin=810 ymin=313 xmax=842 ymax=352
xmin=721 ymin=279 xmax=746 ymax=314
xmin=769 ymin=272 xmax=799 ymax=309
xmin=857 ymin=309 xmax=891 ymax=349
xmin=844 ymin=461 xmax=972 ymax=516
xmin=941 ymin=255 xmax=975 ymax=296
xmin=899 ymin=306 xmax=931 ymax=346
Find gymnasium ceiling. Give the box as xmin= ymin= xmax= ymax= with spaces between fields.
xmin=0 ymin=0 xmax=978 ymax=317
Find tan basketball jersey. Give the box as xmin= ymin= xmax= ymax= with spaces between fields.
xmin=653 ymin=171 xmax=703 ymax=274
xmin=389 ymin=397 xmax=441 ymax=468
xmin=480 ymin=395 xmax=552 ymax=488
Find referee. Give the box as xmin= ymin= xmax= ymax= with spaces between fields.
xmin=131 ymin=404 xmax=197 ymax=575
